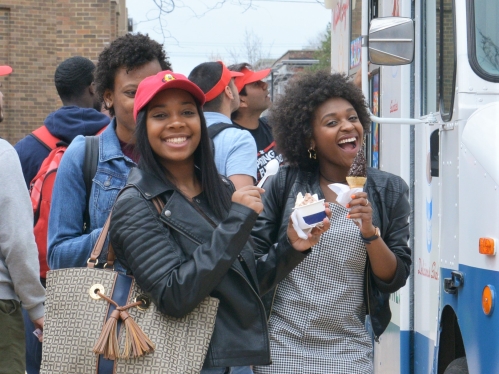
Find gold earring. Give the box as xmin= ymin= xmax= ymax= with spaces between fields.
xmin=308 ymin=147 xmax=317 ymax=160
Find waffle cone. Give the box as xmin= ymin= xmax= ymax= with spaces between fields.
xmin=346 ymin=176 xmax=367 ymax=188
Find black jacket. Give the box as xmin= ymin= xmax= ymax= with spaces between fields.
xmin=251 ymin=166 xmax=412 ymax=338
xmin=109 ymin=167 xmax=309 ymax=368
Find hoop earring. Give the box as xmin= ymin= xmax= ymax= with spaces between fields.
xmin=308 ymin=147 xmax=317 ymax=160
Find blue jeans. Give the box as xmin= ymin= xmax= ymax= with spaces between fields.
xmin=201 ymin=366 xmax=253 ymax=374
xmin=22 ymin=308 xmax=42 ymax=374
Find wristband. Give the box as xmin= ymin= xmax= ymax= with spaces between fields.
xmin=360 ymin=226 xmax=380 ymax=244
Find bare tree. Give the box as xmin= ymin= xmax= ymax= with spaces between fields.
xmin=207 ymin=51 xmax=224 ymax=62
xmin=137 ymin=1 xmax=257 ymax=42
xmin=213 ymin=28 xmax=274 ymax=69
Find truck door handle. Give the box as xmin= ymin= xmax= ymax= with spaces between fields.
xmin=444 ymin=271 xmax=464 ymax=294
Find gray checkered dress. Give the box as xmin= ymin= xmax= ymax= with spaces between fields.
xmin=254 ymin=203 xmax=373 ymax=373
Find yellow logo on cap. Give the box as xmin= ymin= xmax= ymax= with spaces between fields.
xmin=162 ymin=74 xmax=175 ymax=82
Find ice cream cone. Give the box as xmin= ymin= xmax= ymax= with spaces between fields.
xmin=346 ymin=176 xmax=367 ymax=188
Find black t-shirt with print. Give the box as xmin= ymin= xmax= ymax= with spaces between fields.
xmin=234 ymin=117 xmax=283 ymax=183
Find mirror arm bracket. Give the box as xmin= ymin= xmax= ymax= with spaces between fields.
xmin=369 ymin=111 xmax=439 ymax=125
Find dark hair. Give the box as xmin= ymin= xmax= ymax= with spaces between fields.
xmin=94 ymin=33 xmax=171 ymax=117
xmin=270 ymin=70 xmax=371 ymax=170
xmin=227 ymin=62 xmax=251 ymax=96
xmin=227 ymin=62 xmax=251 ymax=121
xmin=135 ymin=97 xmax=232 ymax=220
xmin=54 ymin=56 xmax=95 ymax=103
xmin=188 ymin=62 xmax=224 ymax=112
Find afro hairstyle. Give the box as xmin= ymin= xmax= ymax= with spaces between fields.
xmin=270 ymin=70 xmax=371 ymax=170
xmin=94 ymin=33 xmax=171 ymax=117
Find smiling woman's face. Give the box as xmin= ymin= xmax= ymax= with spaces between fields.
xmin=146 ymin=88 xmax=201 ymax=170
xmin=311 ymin=96 xmax=364 ymax=173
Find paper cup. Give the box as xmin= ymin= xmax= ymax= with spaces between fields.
xmin=293 ymin=199 xmax=326 ymax=226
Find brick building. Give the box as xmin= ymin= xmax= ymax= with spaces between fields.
xmin=0 ymin=0 xmax=129 ymax=144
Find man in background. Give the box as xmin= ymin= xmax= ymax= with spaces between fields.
xmin=15 ymin=56 xmax=109 ymax=187
xmin=189 ymin=61 xmax=256 ymax=189
xmin=14 ymin=56 xmax=108 ymax=374
xmin=229 ymin=63 xmax=283 ymax=183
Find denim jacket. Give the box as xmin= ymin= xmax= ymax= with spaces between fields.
xmin=48 ymin=119 xmax=135 ymax=270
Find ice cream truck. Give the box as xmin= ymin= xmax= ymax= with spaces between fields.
xmin=326 ymin=0 xmax=499 ymax=372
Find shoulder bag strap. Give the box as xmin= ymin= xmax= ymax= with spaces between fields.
xmin=87 ymin=190 xmax=165 ymax=268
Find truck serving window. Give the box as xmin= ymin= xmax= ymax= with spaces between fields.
xmin=468 ymin=0 xmax=499 ymax=82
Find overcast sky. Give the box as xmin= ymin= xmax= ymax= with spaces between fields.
xmin=126 ymin=0 xmax=332 ymax=75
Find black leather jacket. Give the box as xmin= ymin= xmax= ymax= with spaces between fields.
xmin=109 ymin=167 xmax=309 ymax=368
xmin=251 ymin=166 xmax=411 ymax=338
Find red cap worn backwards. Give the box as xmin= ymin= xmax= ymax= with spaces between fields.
xmin=233 ymin=66 xmax=271 ymax=93
xmin=0 ymin=65 xmax=12 ymax=76
xmin=133 ymin=70 xmax=206 ymax=121
xmin=204 ymin=61 xmax=243 ymax=102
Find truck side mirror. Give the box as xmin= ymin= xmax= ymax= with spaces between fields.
xmin=368 ymin=17 xmax=415 ymax=65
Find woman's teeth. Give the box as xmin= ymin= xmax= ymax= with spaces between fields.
xmin=338 ymin=137 xmax=356 ymax=145
xmin=165 ymin=137 xmax=187 ymax=144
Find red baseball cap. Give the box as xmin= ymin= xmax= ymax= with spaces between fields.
xmin=204 ymin=61 xmax=243 ymax=102
xmin=0 ymin=65 xmax=12 ymax=76
xmin=133 ymin=70 xmax=206 ymax=121
xmin=233 ymin=67 xmax=271 ymax=93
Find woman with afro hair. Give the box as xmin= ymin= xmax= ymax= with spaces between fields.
xmin=48 ymin=34 xmax=170 ymax=271
xmin=251 ymin=70 xmax=411 ymax=373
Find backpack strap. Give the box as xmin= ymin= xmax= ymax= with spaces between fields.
xmin=83 ymin=136 xmax=100 ymax=232
xmin=207 ymin=122 xmax=241 ymax=157
xmin=281 ymin=167 xmax=298 ymax=221
xmin=31 ymin=126 xmax=62 ymax=151
xmin=207 ymin=122 xmax=240 ymax=139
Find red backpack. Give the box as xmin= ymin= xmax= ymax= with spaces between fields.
xmin=29 ymin=126 xmax=67 ymax=279
xmin=29 ymin=125 xmax=105 ymax=279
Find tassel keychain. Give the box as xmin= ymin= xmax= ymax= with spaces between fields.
xmin=93 ymin=309 xmax=120 ymax=359
xmin=120 ymin=310 xmax=155 ymax=359
xmin=92 ymin=291 xmax=155 ymax=360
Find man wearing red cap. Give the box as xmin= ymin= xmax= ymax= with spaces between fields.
xmin=229 ymin=63 xmax=283 ymax=183
xmin=189 ymin=61 xmax=257 ymax=189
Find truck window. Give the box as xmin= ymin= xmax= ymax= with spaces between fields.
xmin=468 ymin=0 xmax=499 ymax=82
xmin=438 ymin=0 xmax=456 ymax=121
xmin=422 ymin=0 xmax=439 ymax=115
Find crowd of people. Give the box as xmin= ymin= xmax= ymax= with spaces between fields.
xmin=0 ymin=33 xmax=411 ymax=374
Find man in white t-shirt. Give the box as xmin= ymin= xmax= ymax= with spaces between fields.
xmin=189 ymin=61 xmax=257 ymax=189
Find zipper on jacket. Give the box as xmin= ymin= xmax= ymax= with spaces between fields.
xmin=163 ymin=221 xmax=202 ymax=246
xmin=267 ymin=285 xmax=278 ymax=322
xmin=189 ymin=198 xmax=218 ymax=228
xmin=230 ymin=265 xmax=272 ymax=362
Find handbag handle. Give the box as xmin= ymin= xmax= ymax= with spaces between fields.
xmin=87 ymin=190 xmax=165 ymax=268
